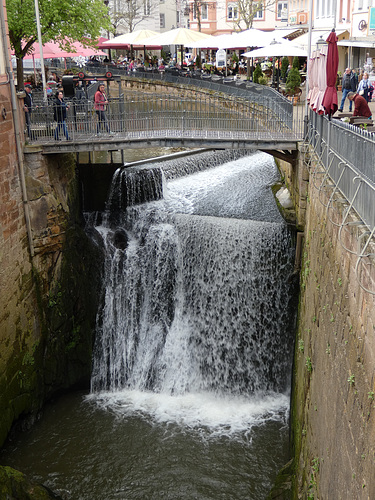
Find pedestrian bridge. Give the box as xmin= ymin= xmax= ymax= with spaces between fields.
xmin=25 ymin=73 xmax=305 ymax=156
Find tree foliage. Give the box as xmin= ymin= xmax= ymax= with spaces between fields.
xmin=234 ymin=0 xmax=276 ymax=30
xmin=286 ymin=67 xmax=301 ymax=94
xmin=7 ymin=0 xmax=111 ymax=86
xmin=253 ymin=63 xmax=262 ymax=83
xmin=292 ymin=56 xmax=299 ymax=70
xmin=280 ymin=57 xmax=289 ymax=80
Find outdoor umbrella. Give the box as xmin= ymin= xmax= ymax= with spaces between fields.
xmin=321 ymin=30 xmax=339 ymax=116
xmin=140 ymin=28 xmax=211 ymax=66
xmin=308 ymin=45 xmax=328 ymax=114
xmin=307 ymin=50 xmax=318 ymax=105
xmin=101 ymin=29 xmax=159 ymax=48
xmin=23 ymin=40 xmax=106 ymax=59
xmin=229 ymin=29 xmax=281 ymax=49
xmin=101 ymin=29 xmax=160 ymax=59
xmin=242 ymin=40 xmax=307 ymax=58
xmin=189 ymin=33 xmax=238 ymax=50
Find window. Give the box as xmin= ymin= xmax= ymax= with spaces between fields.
xmin=228 ymin=3 xmax=238 ymax=19
xmin=277 ymin=1 xmax=288 ymax=19
xmin=254 ymin=1 xmax=263 ymax=18
xmin=144 ymin=0 xmax=151 ymax=15
xmin=160 ymin=13 xmax=165 ymax=28
xmin=201 ymin=3 xmax=208 ymax=19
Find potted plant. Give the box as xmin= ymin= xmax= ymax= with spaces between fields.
xmin=286 ymin=66 xmax=302 ymax=102
xmin=280 ymin=56 xmax=289 ymax=82
xmin=253 ymin=63 xmax=263 ymax=83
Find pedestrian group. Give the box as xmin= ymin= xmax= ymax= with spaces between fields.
xmin=338 ymin=67 xmax=373 ymax=118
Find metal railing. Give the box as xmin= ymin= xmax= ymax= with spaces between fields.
xmin=306 ymin=109 xmax=375 ymax=294
xmin=25 ymin=84 xmax=304 ymax=144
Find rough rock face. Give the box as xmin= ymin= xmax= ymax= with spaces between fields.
xmin=0 ymin=150 xmax=103 ymax=447
xmin=0 ymin=465 xmax=63 ymax=499
xmin=277 ymin=150 xmax=375 ymax=500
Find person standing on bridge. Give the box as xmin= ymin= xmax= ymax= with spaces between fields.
xmin=24 ymin=84 xmax=35 ymax=140
xmin=94 ymin=84 xmax=110 ymax=135
xmin=53 ymin=91 xmax=71 ymax=140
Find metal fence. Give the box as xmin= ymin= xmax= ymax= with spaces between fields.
xmin=306 ymin=109 xmax=375 ymax=294
xmin=26 ymin=82 xmax=304 ymax=143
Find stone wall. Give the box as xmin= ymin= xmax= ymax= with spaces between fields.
xmin=0 ymin=84 xmax=37 ymax=446
xmin=0 ymin=120 xmax=102 ymax=446
xmin=280 ymin=148 xmax=375 ymax=499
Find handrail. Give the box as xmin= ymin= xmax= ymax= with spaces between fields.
xmin=307 ymin=109 xmax=375 ymax=294
xmin=25 ymin=82 xmax=304 ymax=145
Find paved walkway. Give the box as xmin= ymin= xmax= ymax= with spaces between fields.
xmin=335 ymin=90 xmax=375 ymax=116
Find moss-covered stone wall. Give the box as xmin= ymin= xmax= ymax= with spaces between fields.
xmin=278 ymin=147 xmax=375 ymax=500
xmin=0 ymin=149 xmax=102 ymax=447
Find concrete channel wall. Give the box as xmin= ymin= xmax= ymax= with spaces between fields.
xmin=278 ymin=146 xmax=375 ymax=500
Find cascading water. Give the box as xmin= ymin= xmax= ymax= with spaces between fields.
xmin=90 ymin=150 xmax=296 ymax=429
xmin=0 ymin=150 xmax=298 ymax=500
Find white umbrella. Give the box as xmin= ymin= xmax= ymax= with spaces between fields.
xmin=141 ymin=28 xmax=212 ymax=47
xmin=140 ymin=28 xmax=212 ymax=67
xmin=189 ymin=33 xmax=238 ymax=49
xmin=242 ymin=40 xmax=307 ymax=58
xmin=102 ymin=30 xmax=159 ymax=47
xmin=228 ymin=29 xmax=280 ymax=49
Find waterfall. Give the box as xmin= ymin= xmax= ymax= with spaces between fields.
xmin=89 ymin=151 xmax=296 ymax=428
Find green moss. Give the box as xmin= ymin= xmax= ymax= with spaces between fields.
xmin=0 ymin=465 xmax=63 ymax=499
xmin=266 ymin=459 xmax=294 ymax=500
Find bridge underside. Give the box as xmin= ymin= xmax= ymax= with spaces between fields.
xmin=26 ymin=133 xmax=300 ymax=161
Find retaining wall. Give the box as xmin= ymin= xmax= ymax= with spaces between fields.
xmin=279 ymin=147 xmax=375 ymax=499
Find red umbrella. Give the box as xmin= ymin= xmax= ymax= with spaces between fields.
xmin=22 ymin=40 xmax=106 ymax=59
xmin=322 ymin=29 xmax=339 ymax=116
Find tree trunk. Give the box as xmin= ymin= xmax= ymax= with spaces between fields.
xmin=17 ymin=58 xmax=24 ymax=90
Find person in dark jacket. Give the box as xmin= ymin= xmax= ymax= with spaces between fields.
xmin=338 ymin=67 xmax=357 ymax=112
xmin=347 ymin=92 xmax=372 ymax=119
xmin=24 ymin=84 xmax=35 ymax=140
xmin=53 ymin=90 xmax=71 ymax=140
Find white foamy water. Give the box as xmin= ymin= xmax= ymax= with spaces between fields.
xmin=86 ymin=390 xmax=290 ymax=437
xmin=90 ymin=151 xmax=295 ymax=437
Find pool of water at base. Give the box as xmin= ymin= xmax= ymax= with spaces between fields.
xmin=0 ymin=390 xmax=290 ymax=500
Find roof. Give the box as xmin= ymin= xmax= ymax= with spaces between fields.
xmin=337 ymin=39 xmax=375 ymax=48
xmin=291 ymin=29 xmax=349 ymax=51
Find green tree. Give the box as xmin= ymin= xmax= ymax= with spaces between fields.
xmin=281 ymin=57 xmax=289 ymax=81
xmin=253 ymin=63 xmax=263 ymax=84
xmin=292 ymin=56 xmax=299 ymax=70
xmin=286 ymin=67 xmax=301 ymax=94
xmin=7 ymin=0 xmax=111 ymax=87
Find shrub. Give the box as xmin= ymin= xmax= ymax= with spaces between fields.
xmin=281 ymin=57 xmax=289 ymax=80
xmin=286 ymin=67 xmax=301 ymax=94
xmin=253 ymin=63 xmax=263 ymax=83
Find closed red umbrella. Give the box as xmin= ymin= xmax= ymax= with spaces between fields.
xmin=322 ymin=29 xmax=339 ymax=116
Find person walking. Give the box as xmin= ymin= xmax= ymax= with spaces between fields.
xmin=53 ymin=90 xmax=71 ymax=140
xmin=94 ymin=84 xmax=110 ymax=135
xmin=357 ymin=72 xmax=373 ymax=103
xmin=338 ymin=67 xmax=357 ymax=112
xmin=347 ymin=92 xmax=372 ymax=119
xmin=24 ymin=84 xmax=35 ymax=140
